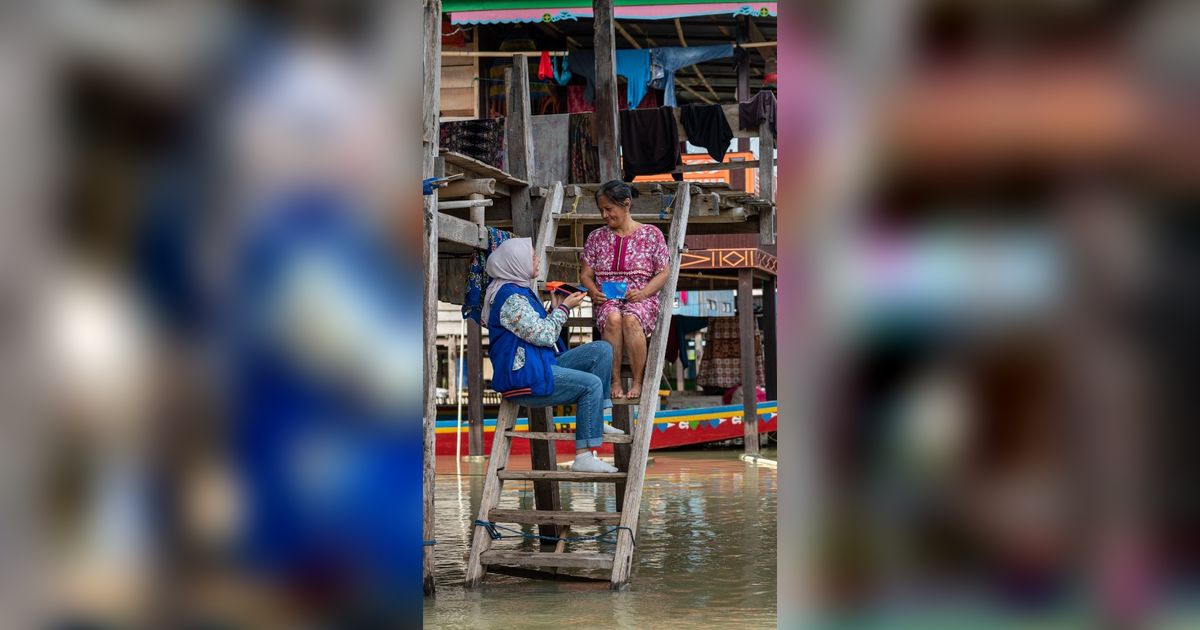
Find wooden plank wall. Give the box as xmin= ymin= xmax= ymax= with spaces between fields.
xmin=441 ymin=28 xmax=478 ymax=120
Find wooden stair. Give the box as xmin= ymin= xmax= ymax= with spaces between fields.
xmin=464 ymin=183 xmax=693 ymax=590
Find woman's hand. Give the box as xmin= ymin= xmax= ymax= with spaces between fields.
xmin=589 ymin=289 xmax=607 ymax=305
xmin=625 ymin=286 xmax=648 ymax=303
xmin=563 ymin=291 xmax=587 ymax=310
xmin=550 ymin=291 xmax=564 ymax=309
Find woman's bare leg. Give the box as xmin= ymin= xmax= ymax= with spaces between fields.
xmin=622 ymin=315 xmax=648 ymax=399
xmin=602 ymin=310 xmax=626 ymax=397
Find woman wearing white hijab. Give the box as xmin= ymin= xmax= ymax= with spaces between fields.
xmin=484 ymin=238 xmax=621 ymax=473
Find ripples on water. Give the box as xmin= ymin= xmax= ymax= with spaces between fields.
xmin=425 ymin=449 xmax=778 ymax=629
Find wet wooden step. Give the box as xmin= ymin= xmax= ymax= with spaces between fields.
xmin=488 ymin=509 xmax=621 ymax=526
xmin=505 ymin=430 xmax=632 ymax=444
xmin=480 ymin=550 xmax=614 ymax=570
xmin=497 ymin=470 xmax=626 ymax=482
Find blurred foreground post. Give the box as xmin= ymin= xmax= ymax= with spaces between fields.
xmin=421 ymin=0 xmax=442 ymax=598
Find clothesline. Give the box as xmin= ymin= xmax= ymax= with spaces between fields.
xmin=441 ymin=41 xmax=777 ymax=58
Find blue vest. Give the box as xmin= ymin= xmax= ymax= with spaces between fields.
xmin=488 ymin=283 xmax=561 ymax=398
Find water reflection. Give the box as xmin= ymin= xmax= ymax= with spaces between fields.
xmin=427 ymin=449 xmax=777 ymax=629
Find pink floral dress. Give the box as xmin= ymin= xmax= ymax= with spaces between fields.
xmin=581 ymin=224 xmax=669 ymax=337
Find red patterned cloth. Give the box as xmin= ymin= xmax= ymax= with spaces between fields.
xmin=581 ymin=224 xmax=669 ymax=337
xmin=697 ymin=317 xmax=766 ymax=389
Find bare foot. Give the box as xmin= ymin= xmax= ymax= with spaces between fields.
xmin=625 ymin=386 xmax=641 ymax=400
xmin=611 ymin=384 xmax=627 ymax=399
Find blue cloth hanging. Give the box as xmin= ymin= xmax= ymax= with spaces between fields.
xmin=553 ymin=54 xmax=572 ymax=86
xmin=462 ymin=226 xmax=515 ymax=323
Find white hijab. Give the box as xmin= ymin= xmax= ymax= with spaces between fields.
xmin=483 ymin=238 xmax=537 ymax=327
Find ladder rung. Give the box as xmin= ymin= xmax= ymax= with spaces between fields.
xmin=505 ymin=430 xmax=632 ymax=444
xmin=546 ymin=246 xmax=582 ymax=254
xmin=610 ymin=397 xmax=643 ymax=406
xmin=498 ymin=470 xmax=626 ymax=482
xmin=480 ymin=550 xmax=614 ymax=570
xmin=489 ymin=508 xmax=621 ymax=526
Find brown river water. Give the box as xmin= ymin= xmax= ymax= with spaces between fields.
xmin=424 ymin=448 xmax=778 ymax=629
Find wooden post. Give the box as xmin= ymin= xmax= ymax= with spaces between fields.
xmin=593 ymin=0 xmax=620 ymax=181
xmin=611 ymin=403 xmax=631 ymax=510
xmin=505 ymin=58 xmax=534 ymax=233
xmin=758 ymin=120 xmax=776 ymax=244
xmin=421 ymin=0 xmax=442 ymax=598
xmin=610 ymin=185 xmax=691 ymax=590
xmin=733 ymin=16 xmax=751 ymax=192
xmin=464 ymin=402 xmax=520 ymax=587
xmin=762 ymin=275 xmax=778 ymax=402
xmin=467 ymin=321 xmax=484 ymax=456
xmin=466 ymin=190 xmax=486 ymax=457
xmin=738 ymin=268 xmax=759 ymax=455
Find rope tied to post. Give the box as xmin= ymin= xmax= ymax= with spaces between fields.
xmin=474 ymin=520 xmax=635 ymax=547
xmin=659 ymin=191 xmax=675 ymax=220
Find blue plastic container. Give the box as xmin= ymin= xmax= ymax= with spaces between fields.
xmin=601 ymin=281 xmax=628 ymax=300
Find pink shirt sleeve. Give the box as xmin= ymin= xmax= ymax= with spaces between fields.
xmin=581 ymin=229 xmax=601 ymax=269
xmin=650 ymin=226 xmax=669 ymax=275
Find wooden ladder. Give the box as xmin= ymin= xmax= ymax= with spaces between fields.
xmin=465 ymin=183 xmax=692 ymax=590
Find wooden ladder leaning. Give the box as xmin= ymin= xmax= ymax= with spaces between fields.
xmin=465 ymin=182 xmax=693 ymax=590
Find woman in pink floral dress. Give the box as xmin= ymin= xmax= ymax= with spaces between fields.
xmin=580 ymin=180 xmax=671 ymax=399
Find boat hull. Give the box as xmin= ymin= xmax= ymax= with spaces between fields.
xmin=435 ymin=401 xmax=777 ymax=456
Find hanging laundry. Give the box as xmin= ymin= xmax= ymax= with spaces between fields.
xmin=568 ymin=112 xmax=600 ymax=183
xmin=552 ymin=54 xmax=572 ymax=86
xmin=739 ymin=90 xmax=777 ymax=136
xmin=665 ymin=315 xmax=711 ymax=369
xmin=462 ymin=226 xmax=515 ymax=323
xmin=680 ymin=103 xmax=734 ymax=163
xmin=567 ymin=84 xmax=593 ymax=113
xmin=619 ymin=106 xmax=681 ymax=180
xmin=538 ymin=51 xmax=552 ymax=81
xmin=649 ymin=44 xmax=735 ymax=107
xmin=697 ymin=317 xmax=766 ymax=389
xmin=566 ymin=48 xmax=653 ymax=109
xmin=439 ymin=118 xmax=506 ymax=170
xmin=569 ymin=85 xmax=658 ymax=113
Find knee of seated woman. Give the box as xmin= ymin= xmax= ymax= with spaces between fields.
xmin=604 ymin=310 xmax=623 ymax=327
xmin=620 ymin=314 xmax=642 ymax=331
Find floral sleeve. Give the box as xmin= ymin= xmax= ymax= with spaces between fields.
xmin=650 ymin=226 xmax=669 ymax=275
xmin=499 ymin=294 xmax=568 ymax=347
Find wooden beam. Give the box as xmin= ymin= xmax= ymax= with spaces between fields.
xmin=758 ymin=119 xmax=776 ymax=244
xmin=489 ymin=509 xmax=623 ymax=526
xmin=480 ymin=551 xmax=614 ymax=570
xmin=738 ymin=268 xmax=759 ymax=456
xmin=674 ymin=18 xmax=721 ymax=102
xmin=593 ymin=0 xmax=620 ymax=181
xmin=437 ymin=199 xmax=493 ymax=210
xmin=437 ymin=213 xmax=487 ymax=249
xmin=440 ymin=178 xmax=496 ymax=198
xmin=614 ymin=20 xmax=640 ymax=49
xmin=678 ymin=79 xmax=716 ymax=105
xmin=673 ymin=160 xmax=760 ymax=174
xmin=505 ymin=58 xmax=534 ymax=234
xmin=421 ymin=0 xmax=442 ymax=598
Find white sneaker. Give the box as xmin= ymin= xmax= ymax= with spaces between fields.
xmin=602 ymin=423 xmax=625 ymax=435
xmin=572 ymin=451 xmax=618 ymax=473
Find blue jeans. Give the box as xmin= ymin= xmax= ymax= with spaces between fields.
xmin=510 ymin=341 xmax=613 ymax=449
xmin=650 ymin=44 xmax=735 ymax=106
